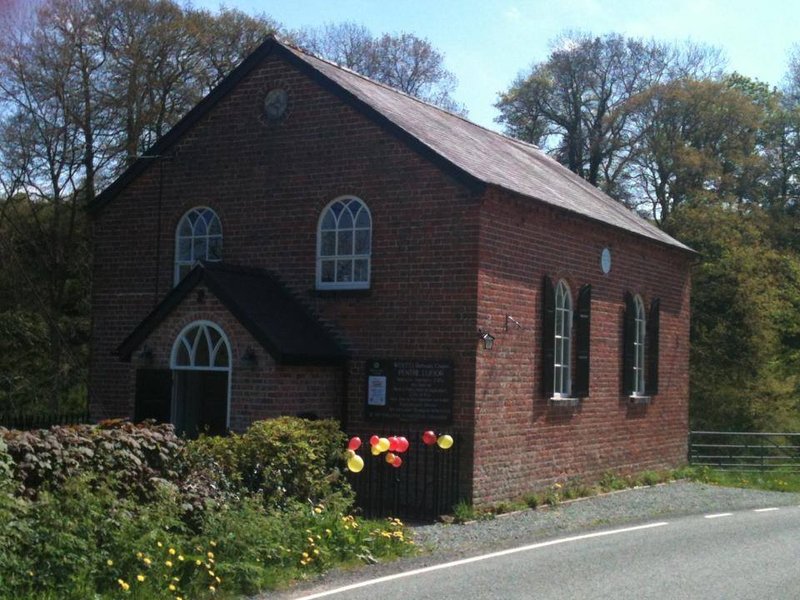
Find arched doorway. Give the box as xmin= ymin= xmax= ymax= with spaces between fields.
xmin=170 ymin=320 xmax=231 ymax=437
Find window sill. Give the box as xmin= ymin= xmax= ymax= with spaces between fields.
xmin=312 ymin=288 xmax=372 ymax=299
xmin=628 ymin=395 xmax=651 ymax=405
xmin=548 ymin=397 xmax=580 ymax=407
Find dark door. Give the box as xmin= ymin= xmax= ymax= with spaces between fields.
xmin=173 ymin=370 xmax=228 ymax=437
xmin=134 ymin=369 xmax=173 ymax=423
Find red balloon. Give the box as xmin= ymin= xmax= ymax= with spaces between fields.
xmin=347 ymin=437 xmax=362 ymax=451
xmin=370 ymin=435 xmax=380 ymax=447
xmin=392 ymin=455 xmax=403 ymax=468
xmin=396 ymin=436 xmax=410 ymax=453
xmin=388 ymin=436 xmax=399 ymax=452
xmin=422 ymin=430 xmax=438 ymax=445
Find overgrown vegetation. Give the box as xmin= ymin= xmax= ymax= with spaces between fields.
xmin=0 ymin=418 xmax=414 ymax=598
xmin=682 ymin=466 xmax=800 ymax=494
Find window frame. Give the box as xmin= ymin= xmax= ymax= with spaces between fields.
xmin=553 ymin=279 xmax=573 ymax=398
xmin=632 ymin=294 xmax=646 ymax=396
xmin=174 ymin=207 xmax=223 ymax=285
xmin=316 ymin=195 xmax=372 ymax=290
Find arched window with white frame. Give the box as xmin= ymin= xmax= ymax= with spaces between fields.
xmin=632 ymin=295 xmax=646 ymax=395
xmin=174 ymin=207 xmax=222 ymax=284
xmin=554 ymin=280 xmax=573 ymax=397
xmin=317 ymin=196 xmax=371 ymax=289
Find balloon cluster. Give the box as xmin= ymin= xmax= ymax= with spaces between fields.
xmin=345 ymin=431 xmax=454 ymax=474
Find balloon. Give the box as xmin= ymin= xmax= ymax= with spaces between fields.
xmin=370 ymin=435 xmax=380 ymax=447
xmin=347 ymin=454 xmax=364 ymax=473
xmin=385 ymin=452 xmax=396 ymax=464
xmin=392 ymin=455 xmax=403 ymax=468
xmin=422 ymin=430 xmax=438 ymax=446
xmin=348 ymin=437 xmax=362 ymax=451
xmin=377 ymin=437 xmax=391 ymax=453
xmin=345 ymin=449 xmax=356 ymax=459
xmin=371 ymin=445 xmax=381 ymax=456
xmin=388 ymin=436 xmax=399 ymax=452
xmin=437 ymin=434 xmax=454 ymax=450
xmin=396 ymin=436 xmax=410 ymax=453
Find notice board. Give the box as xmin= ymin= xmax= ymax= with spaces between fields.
xmin=365 ymin=359 xmax=453 ymax=423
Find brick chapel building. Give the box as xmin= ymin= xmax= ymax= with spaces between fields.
xmin=88 ymin=37 xmax=693 ymax=504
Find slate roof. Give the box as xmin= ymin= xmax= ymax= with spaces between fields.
xmin=117 ymin=262 xmax=347 ymax=365
xmin=90 ymin=37 xmax=691 ymax=253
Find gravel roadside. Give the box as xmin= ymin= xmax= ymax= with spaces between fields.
xmin=264 ymin=481 xmax=800 ymax=599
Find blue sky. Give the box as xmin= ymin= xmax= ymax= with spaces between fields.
xmin=194 ymin=0 xmax=799 ymax=130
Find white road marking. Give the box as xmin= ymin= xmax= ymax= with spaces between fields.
xmin=705 ymin=513 xmax=733 ymax=519
xmin=292 ymin=521 xmax=670 ymax=599
xmin=754 ymin=507 xmax=779 ymax=512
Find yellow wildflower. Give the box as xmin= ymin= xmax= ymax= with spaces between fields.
xmin=143 ymin=557 xmax=152 ymax=566
xmin=165 ymin=560 xmax=173 ymax=568
xmin=136 ymin=552 xmax=143 ymax=559
xmin=157 ymin=542 xmax=163 ymax=548
xmin=314 ymin=506 xmax=322 ymax=514
xmin=208 ymin=570 xmax=215 ymax=577
xmin=178 ymin=555 xmax=184 ymax=561
xmin=106 ymin=559 xmax=114 ymax=567
xmin=168 ymin=548 xmax=176 ymax=555
xmin=207 ymin=551 xmax=215 ymax=559
xmin=302 ymin=552 xmax=309 ymax=558
xmin=215 ymin=576 xmax=221 ymax=583
xmin=169 ymin=584 xmax=176 ymax=591
xmin=196 ymin=559 xmax=202 ymax=566
xmin=209 ymin=540 xmax=217 ymax=547
xmin=209 ymin=585 xmax=216 ymax=593
xmin=117 ymin=579 xmax=130 ymax=591
xmin=136 ymin=574 xmax=145 ymax=582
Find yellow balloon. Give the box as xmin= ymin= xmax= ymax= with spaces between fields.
xmin=371 ymin=445 xmax=381 ymax=456
xmin=437 ymin=434 xmax=454 ymax=450
xmin=347 ymin=454 xmax=365 ymax=473
xmin=377 ymin=437 xmax=391 ymax=453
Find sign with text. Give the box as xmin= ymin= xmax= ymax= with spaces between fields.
xmin=365 ymin=359 xmax=453 ymax=423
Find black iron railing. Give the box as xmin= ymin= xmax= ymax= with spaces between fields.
xmin=345 ymin=428 xmax=462 ymax=521
xmin=689 ymin=431 xmax=800 ymax=472
xmin=0 ymin=410 xmax=92 ymax=430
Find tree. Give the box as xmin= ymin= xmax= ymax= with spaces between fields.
xmin=626 ymin=77 xmax=767 ymax=226
xmin=495 ymin=32 xmax=723 ymax=197
xmin=296 ymin=22 xmax=465 ymax=113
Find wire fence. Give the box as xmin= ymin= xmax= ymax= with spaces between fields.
xmin=0 ymin=410 xmax=92 ymax=430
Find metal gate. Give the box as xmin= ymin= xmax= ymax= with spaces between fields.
xmin=345 ymin=429 xmax=462 ymax=521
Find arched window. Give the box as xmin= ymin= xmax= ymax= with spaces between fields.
xmin=174 ymin=207 xmax=222 ymax=284
xmin=317 ymin=196 xmax=371 ymax=289
xmin=554 ymin=280 xmax=572 ymax=397
xmin=170 ymin=321 xmax=231 ymax=370
xmin=632 ymin=295 xmax=646 ymax=395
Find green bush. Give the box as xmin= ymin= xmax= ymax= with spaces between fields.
xmin=186 ymin=417 xmax=352 ymax=509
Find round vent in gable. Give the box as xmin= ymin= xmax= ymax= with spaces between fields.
xmin=263 ymin=89 xmax=288 ymax=121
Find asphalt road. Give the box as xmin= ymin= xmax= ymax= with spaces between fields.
xmin=290 ymin=505 xmax=800 ymax=600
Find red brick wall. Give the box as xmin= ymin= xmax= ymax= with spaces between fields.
xmin=89 ymin=50 xmax=480 ymax=491
xmin=472 ymin=188 xmax=691 ymax=503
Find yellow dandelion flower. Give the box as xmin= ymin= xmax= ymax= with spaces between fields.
xmin=307 ymin=537 xmax=315 ymax=544
xmin=157 ymin=542 xmax=163 ymax=548
xmin=314 ymin=507 xmax=322 ymax=514
xmin=178 ymin=555 xmax=184 ymax=561
xmin=117 ymin=579 xmax=130 ymax=591
xmin=215 ymin=576 xmax=221 ymax=583
xmin=106 ymin=559 xmax=114 ymax=567
xmin=313 ymin=548 xmax=320 ymax=555
xmin=169 ymin=584 xmax=176 ymax=591
xmin=196 ymin=559 xmax=202 ymax=566
xmin=27 ymin=571 xmax=34 ymax=577
xmin=143 ymin=557 xmax=152 ymax=566
xmin=136 ymin=574 xmax=145 ymax=582
xmin=168 ymin=548 xmax=176 ymax=555
xmin=165 ymin=560 xmax=173 ymax=567
xmin=207 ymin=551 xmax=214 ymax=559
xmin=208 ymin=570 xmax=215 ymax=577
xmin=209 ymin=585 xmax=216 ymax=593
xmin=209 ymin=540 xmax=217 ymax=547
xmin=136 ymin=551 xmax=143 ymax=558
xmin=325 ymin=528 xmax=332 ymax=536
xmin=177 ymin=597 xmax=183 ymax=600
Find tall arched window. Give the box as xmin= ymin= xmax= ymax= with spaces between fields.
xmin=175 ymin=207 xmax=222 ymax=284
xmin=170 ymin=321 xmax=231 ymax=436
xmin=317 ymin=196 xmax=371 ymax=289
xmin=632 ymin=295 xmax=646 ymax=395
xmin=554 ymin=280 xmax=573 ymax=397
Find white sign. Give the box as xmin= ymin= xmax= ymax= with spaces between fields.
xmin=367 ymin=375 xmax=387 ymax=406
